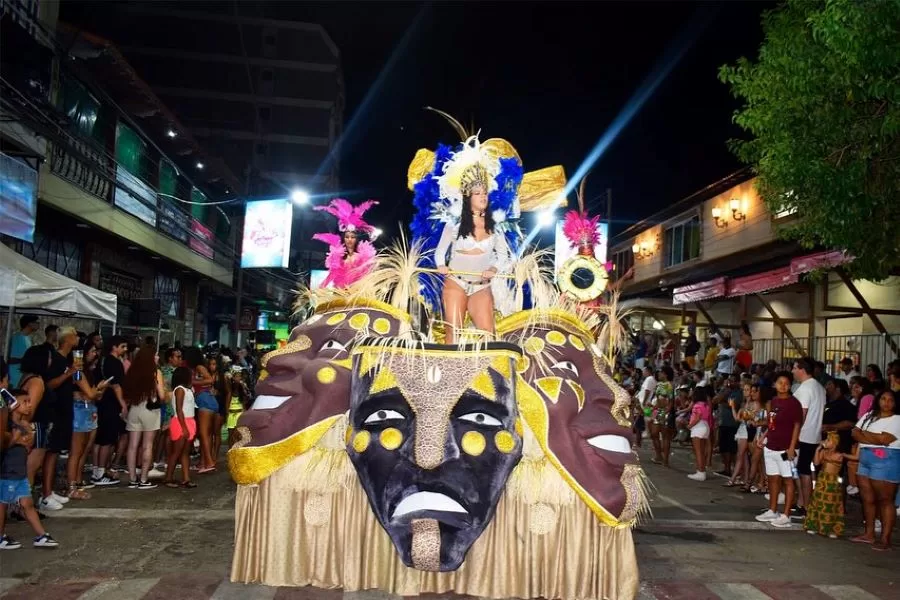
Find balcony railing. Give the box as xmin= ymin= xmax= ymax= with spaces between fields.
xmin=750 ymin=334 xmax=900 ymax=374
xmin=47 ymin=139 xmax=236 ymax=273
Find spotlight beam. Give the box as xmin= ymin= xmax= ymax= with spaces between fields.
xmin=563 ymin=8 xmax=717 ymax=197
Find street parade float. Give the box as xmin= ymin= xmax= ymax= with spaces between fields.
xmin=228 ymin=113 xmax=648 ymax=600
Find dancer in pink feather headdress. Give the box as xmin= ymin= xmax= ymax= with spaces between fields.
xmin=312 ymin=199 xmax=378 ymax=288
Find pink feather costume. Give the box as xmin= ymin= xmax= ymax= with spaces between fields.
xmin=312 ymin=199 xmax=378 ymax=289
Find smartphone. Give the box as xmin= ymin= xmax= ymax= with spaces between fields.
xmin=780 ymin=452 xmax=789 ymax=460
xmin=102 ymin=376 xmax=115 ymax=386
xmin=0 ymin=388 xmax=18 ymax=410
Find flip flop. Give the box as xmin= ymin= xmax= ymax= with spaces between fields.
xmin=850 ymin=535 xmax=874 ymax=544
xmin=164 ymin=480 xmax=179 ymax=489
xmin=180 ymin=481 xmax=198 ymax=489
xmin=872 ymin=544 xmax=891 ymax=552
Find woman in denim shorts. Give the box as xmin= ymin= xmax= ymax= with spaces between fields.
xmin=851 ymin=390 xmax=900 ymax=551
xmin=66 ymin=345 xmax=107 ymax=498
xmin=182 ymin=348 xmax=217 ymax=473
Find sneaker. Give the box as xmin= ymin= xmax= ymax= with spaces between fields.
xmin=806 ymin=530 xmax=817 ymax=535
xmin=78 ymin=480 xmax=96 ymax=490
xmin=791 ymin=507 xmax=807 ymax=519
xmin=38 ymin=496 xmax=64 ymax=512
xmin=148 ymin=468 xmax=165 ymax=480
xmin=687 ymin=471 xmax=707 ymax=481
xmin=138 ymin=480 xmax=157 ymax=490
xmin=771 ymin=514 xmax=793 ymax=528
xmin=828 ymin=533 xmax=838 ymax=539
xmin=49 ymin=492 xmax=70 ymax=505
xmin=128 ymin=480 xmax=140 ymax=489
xmin=33 ymin=533 xmax=59 ymax=548
xmin=90 ymin=474 xmax=120 ymax=486
xmin=153 ymin=462 xmax=166 ymax=470
xmin=755 ymin=509 xmax=779 ymax=522
xmin=59 ymin=450 xmax=69 ymax=459
xmin=0 ymin=535 xmax=22 ymax=550
xmin=847 ymin=485 xmax=859 ymax=496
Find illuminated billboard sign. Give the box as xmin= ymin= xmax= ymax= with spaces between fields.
xmin=241 ymin=199 xmax=293 ymax=268
xmin=554 ymin=221 xmax=608 ymax=282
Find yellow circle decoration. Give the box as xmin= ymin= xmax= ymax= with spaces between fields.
xmin=352 ymin=431 xmax=371 ymax=453
xmin=317 ymin=366 xmax=337 ymax=384
xmin=494 ymin=430 xmax=516 ymax=454
xmin=516 ymin=355 xmax=531 ymax=373
xmin=349 ymin=313 xmax=371 ymax=330
xmin=546 ymin=330 xmax=566 ymax=346
xmin=380 ymin=427 xmax=404 ymax=451
xmin=569 ymin=334 xmax=586 ymax=351
xmin=461 ymin=431 xmax=486 ymax=456
xmin=524 ymin=337 xmax=545 ymax=356
xmin=372 ymin=317 xmax=392 ymax=335
xmin=326 ymin=313 xmax=347 ymax=326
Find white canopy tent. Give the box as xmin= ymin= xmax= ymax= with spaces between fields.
xmin=1 ymin=243 xmax=118 ymax=352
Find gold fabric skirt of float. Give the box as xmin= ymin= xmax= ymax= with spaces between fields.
xmin=231 ymin=453 xmax=639 ymax=600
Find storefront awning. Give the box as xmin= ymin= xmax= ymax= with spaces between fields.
xmin=790 ymin=250 xmax=851 ymax=276
xmin=672 ymin=277 xmax=727 ymax=305
xmin=726 ymin=266 xmax=798 ymax=297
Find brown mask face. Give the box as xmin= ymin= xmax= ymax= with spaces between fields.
xmin=497 ymin=310 xmax=641 ymax=526
xmin=229 ymin=300 xmax=411 ymax=485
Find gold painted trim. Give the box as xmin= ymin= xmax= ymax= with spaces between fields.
xmin=314 ymin=298 xmax=412 ymax=324
xmin=497 ymin=309 xmax=594 ymax=342
xmin=228 ymin=415 xmax=341 ymax=485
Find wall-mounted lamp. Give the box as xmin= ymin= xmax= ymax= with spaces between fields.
xmin=711 ymin=206 xmax=728 ymax=228
xmin=729 ymin=198 xmax=746 ymax=222
xmin=631 ymin=235 xmax=658 ymax=260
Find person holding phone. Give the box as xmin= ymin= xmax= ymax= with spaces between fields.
xmin=755 ymin=371 xmax=804 ymax=528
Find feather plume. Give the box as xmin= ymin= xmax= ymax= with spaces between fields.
xmin=425 ymin=106 xmax=470 ymax=140
xmin=561 ymin=210 xmax=601 ymax=249
xmin=314 ymin=198 xmax=378 ymax=233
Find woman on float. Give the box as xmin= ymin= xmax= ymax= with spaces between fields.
xmin=435 ymin=164 xmax=511 ymax=343
xmin=313 ymin=198 xmax=378 ymax=289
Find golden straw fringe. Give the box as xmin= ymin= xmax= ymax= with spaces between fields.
xmin=508 ymin=457 xmax=576 ymax=506
xmin=633 ymin=466 xmax=655 ymax=527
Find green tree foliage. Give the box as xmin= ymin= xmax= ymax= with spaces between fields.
xmin=720 ymin=0 xmax=900 ymax=280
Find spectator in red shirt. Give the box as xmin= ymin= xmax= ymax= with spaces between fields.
xmin=755 ymin=371 xmax=803 ymax=528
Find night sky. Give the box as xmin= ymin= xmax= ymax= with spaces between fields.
xmin=61 ymin=1 xmax=775 ymax=243
xmin=267 ymin=1 xmax=774 ymax=242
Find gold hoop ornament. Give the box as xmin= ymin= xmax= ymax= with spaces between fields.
xmin=558 ymin=255 xmax=609 ymax=302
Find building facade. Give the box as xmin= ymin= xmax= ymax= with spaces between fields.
xmin=1 ymin=2 xmax=294 ymax=347
xmin=610 ymin=170 xmax=900 ymax=372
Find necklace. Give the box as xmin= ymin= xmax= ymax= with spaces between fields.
xmin=472 ymin=210 xmax=485 ymax=218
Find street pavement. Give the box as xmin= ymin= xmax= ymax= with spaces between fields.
xmin=0 ymin=445 xmax=897 ymax=599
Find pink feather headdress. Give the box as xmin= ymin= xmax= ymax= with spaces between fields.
xmin=314 ymin=198 xmax=378 ymax=233
xmin=561 ymin=178 xmax=601 ymax=251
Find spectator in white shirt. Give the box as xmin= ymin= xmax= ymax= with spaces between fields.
xmin=716 ymin=337 xmax=736 ymax=377
xmin=836 ymin=357 xmax=860 ymax=385
xmin=792 ymin=356 xmax=827 ymax=516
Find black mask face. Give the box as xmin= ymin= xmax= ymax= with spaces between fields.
xmin=347 ymin=340 xmax=523 ymax=571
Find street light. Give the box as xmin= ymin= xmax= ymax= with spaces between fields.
xmin=291 ymin=189 xmax=309 ymax=205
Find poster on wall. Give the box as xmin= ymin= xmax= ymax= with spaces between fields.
xmin=0 ymin=153 xmax=37 ymax=243
xmin=240 ymin=199 xmax=293 ymax=268
xmin=553 ymin=221 xmax=608 ymax=283
xmin=158 ymin=198 xmax=190 ymax=243
xmin=189 ymin=219 xmax=215 ymax=260
xmin=114 ymin=168 xmax=158 ymax=227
